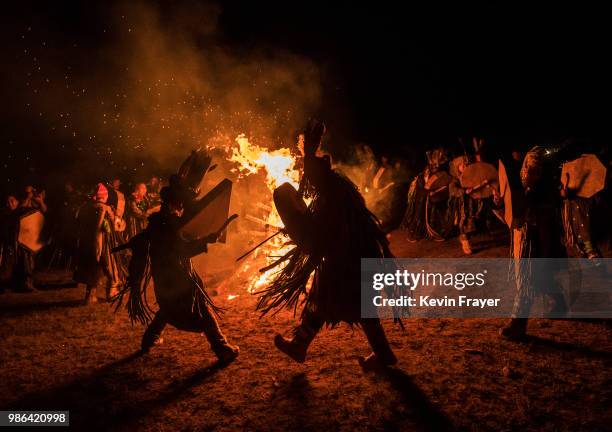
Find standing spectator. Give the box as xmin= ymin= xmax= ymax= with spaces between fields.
xmin=14 ymin=185 xmax=49 ymax=291
xmin=74 ymin=183 xmax=123 ymax=304
xmin=107 ymin=177 xmax=127 ymax=238
xmin=147 ymin=176 xmax=162 ymax=208
xmin=0 ymin=195 xmax=20 ymax=292
xmin=20 ymin=185 xmax=48 ymax=213
xmin=45 ymin=181 xmax=83 ymax=271
xmin=125 ymin=183 xmax=151 ymax=240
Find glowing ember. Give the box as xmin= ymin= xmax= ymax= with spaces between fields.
xmin=227 ymin=294 xmax=239 ymax=301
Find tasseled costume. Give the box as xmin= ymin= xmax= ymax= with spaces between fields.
xmin=510 ymin=146 xmax=566 ymax=318
xmin=256 ymin=168 xmax=394 ymax=326
xmin=400 ymin=174 xmax=427 ymax=240
xmin=113 ymin=149 xmax=220 ymax=328
xmin=113 ymin=212 xmax=221 ymax=329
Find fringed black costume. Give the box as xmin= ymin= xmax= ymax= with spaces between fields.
xmin=257 ymin=120 xmax=398 ymax=369
xmin=258 ymin=166 xmax=392 ymax=325
xmin=561 ymin=195 xmax=600 ymax=258
xmin=118 ymin=211 xmax=221 ymax=329
xmin=400 ymin=173 xmax=428 ymax=241
xmin=400 ymin=149 xmax=455 ymax=242
xmin=113 ymin=151 xmax=239 ymax=361
xmin=501 ymin=146 xmax=567 ymax=339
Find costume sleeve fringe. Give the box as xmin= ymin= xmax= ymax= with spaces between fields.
xmin=399 ymin=176 xmax=419 ymax=229
xmin=112 ymin=232 xmax=154 ymax=325
xmin=192 ymin=275 xmax=224 ymax=319
xmin=510 ymin=224 xmax=535 ymax=316
xmin=255 ymin=246 xmax=318 ymax=317
xmin=561 ymin=200 xmax=575 ymax=248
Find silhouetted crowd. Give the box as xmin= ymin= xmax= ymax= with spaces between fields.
xmin=0 ymin=176 xmax=164 ymax=301
xmin=1 ymin=136 xmax=610 ymax=342
xmin=360 ymin=138 xmax=610 ymax=260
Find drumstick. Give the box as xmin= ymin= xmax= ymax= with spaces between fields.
xmin=236 ymin=231 xmax=283 ymax=262
xmin=467 ymin=179 xmax=489 ymax=194
xmin=215 ymin=213 xmax=238 ymax=236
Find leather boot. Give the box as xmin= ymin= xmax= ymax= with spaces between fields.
xmin=548 ymin=293 xmax=568 ymax=318
xmin=212 ymin=342 xmax=240 ymax=365
xmin=274 ymin=322 xmax=319 ymax=363
xmin=141 ymin=313 xmax=166 ymax=352
xmin=359 ymin=319 xmax=397 ymax=370
xmin=583 ymin=241 xmax=601 ymax=260
xmin=83 ymin=286 xmax=98 ymax=305
xmin=199 ymin=308 xmax=239 ymax=364
xmin=499 ymin=318 xmax=527 ymax=341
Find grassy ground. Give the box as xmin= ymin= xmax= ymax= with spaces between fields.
xmin=0 ymin=233 xmax=610 ymax=431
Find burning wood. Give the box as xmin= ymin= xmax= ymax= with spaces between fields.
xmin=211 ymin=134 xmax=304 ymax=293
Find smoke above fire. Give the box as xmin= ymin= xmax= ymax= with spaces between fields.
xmin=5 ymin=0 xmax=403 ymax=298
xmin=2 ymin=0 xmax=326 ymax=296
xmin=6 ymin=0 xmax=321 ymax=185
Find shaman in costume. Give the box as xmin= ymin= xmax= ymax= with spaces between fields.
xmin=457 ymin=138 xmax=503 ymax=255
xmin=400 ymin=168 xmax=427 ymax=241
xmin=257 ymin=120 xmax=398 ymax=370
xmin=561 ymin=194 xmax=600 ymax=259
xmin=400 ymin=148 xmax=454 ymax=242
xmin=500 ymin=146 xmax=567 ymax=340
xmin=559 ymin=154 xmax=607 ymax=259
xmin=74 ymin=183 xmax=125 ymax=304
xmin=114 ymin=153 xmax=239 ymax=363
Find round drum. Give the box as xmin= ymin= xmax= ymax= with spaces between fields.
xmin=273 ymin=183 xmax=312 ymax=248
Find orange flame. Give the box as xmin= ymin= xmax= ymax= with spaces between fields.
xmin=225 ymin=134 xmax=303 ymax=293
xmin=230 ymin=134 xmax=300 ymax=190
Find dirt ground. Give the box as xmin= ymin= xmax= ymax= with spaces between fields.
xmin=0 ymin=232 xmax=610 ymax=431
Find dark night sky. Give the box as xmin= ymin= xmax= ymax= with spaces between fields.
xmin=222 ymin=2 xmax=610 ymax=144
xmin=1 ymin=1 xmax=610 ymax=189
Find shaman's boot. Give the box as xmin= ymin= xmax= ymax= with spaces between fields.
xmin=199 ymin=309 xmax=239 ymax=364
xmin=212 ymin=342 xmax=240 ymax=365
xmin=274 ymin=321 xmax=319 ymax=363
xmin=19 ymin=277 xmax=36 ymax=293
xmin=83 ymin=286 xmax=98 ymax=305
xmin=359 ymin=319 xmax=397 ymax=370
xmin=499 ymin=318 xmax=528 ymax=341
xmin=583 ymin=241 xmax=601 ymax=261
xmin=548 ymin=293 xmax=568 ymax=318
xmin=141 ymin=313 xmax=166 ymax=352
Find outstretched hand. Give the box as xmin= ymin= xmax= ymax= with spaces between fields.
xmin=303 ymin=118 xmax=326 ymax=156
xmin=204 ymin=232 xmax=220 ymax=244
xmin=205 ymin=214 xmax=239 ymax=244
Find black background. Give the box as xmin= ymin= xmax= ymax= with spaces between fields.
xmin=1 ymin=1 xmax=609 ymax=188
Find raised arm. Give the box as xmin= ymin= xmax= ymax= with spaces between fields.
xmin=179 ymin=215 xmax=237 ymax=257
xmin=180 ymin=235 xmax=215 ymax=257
